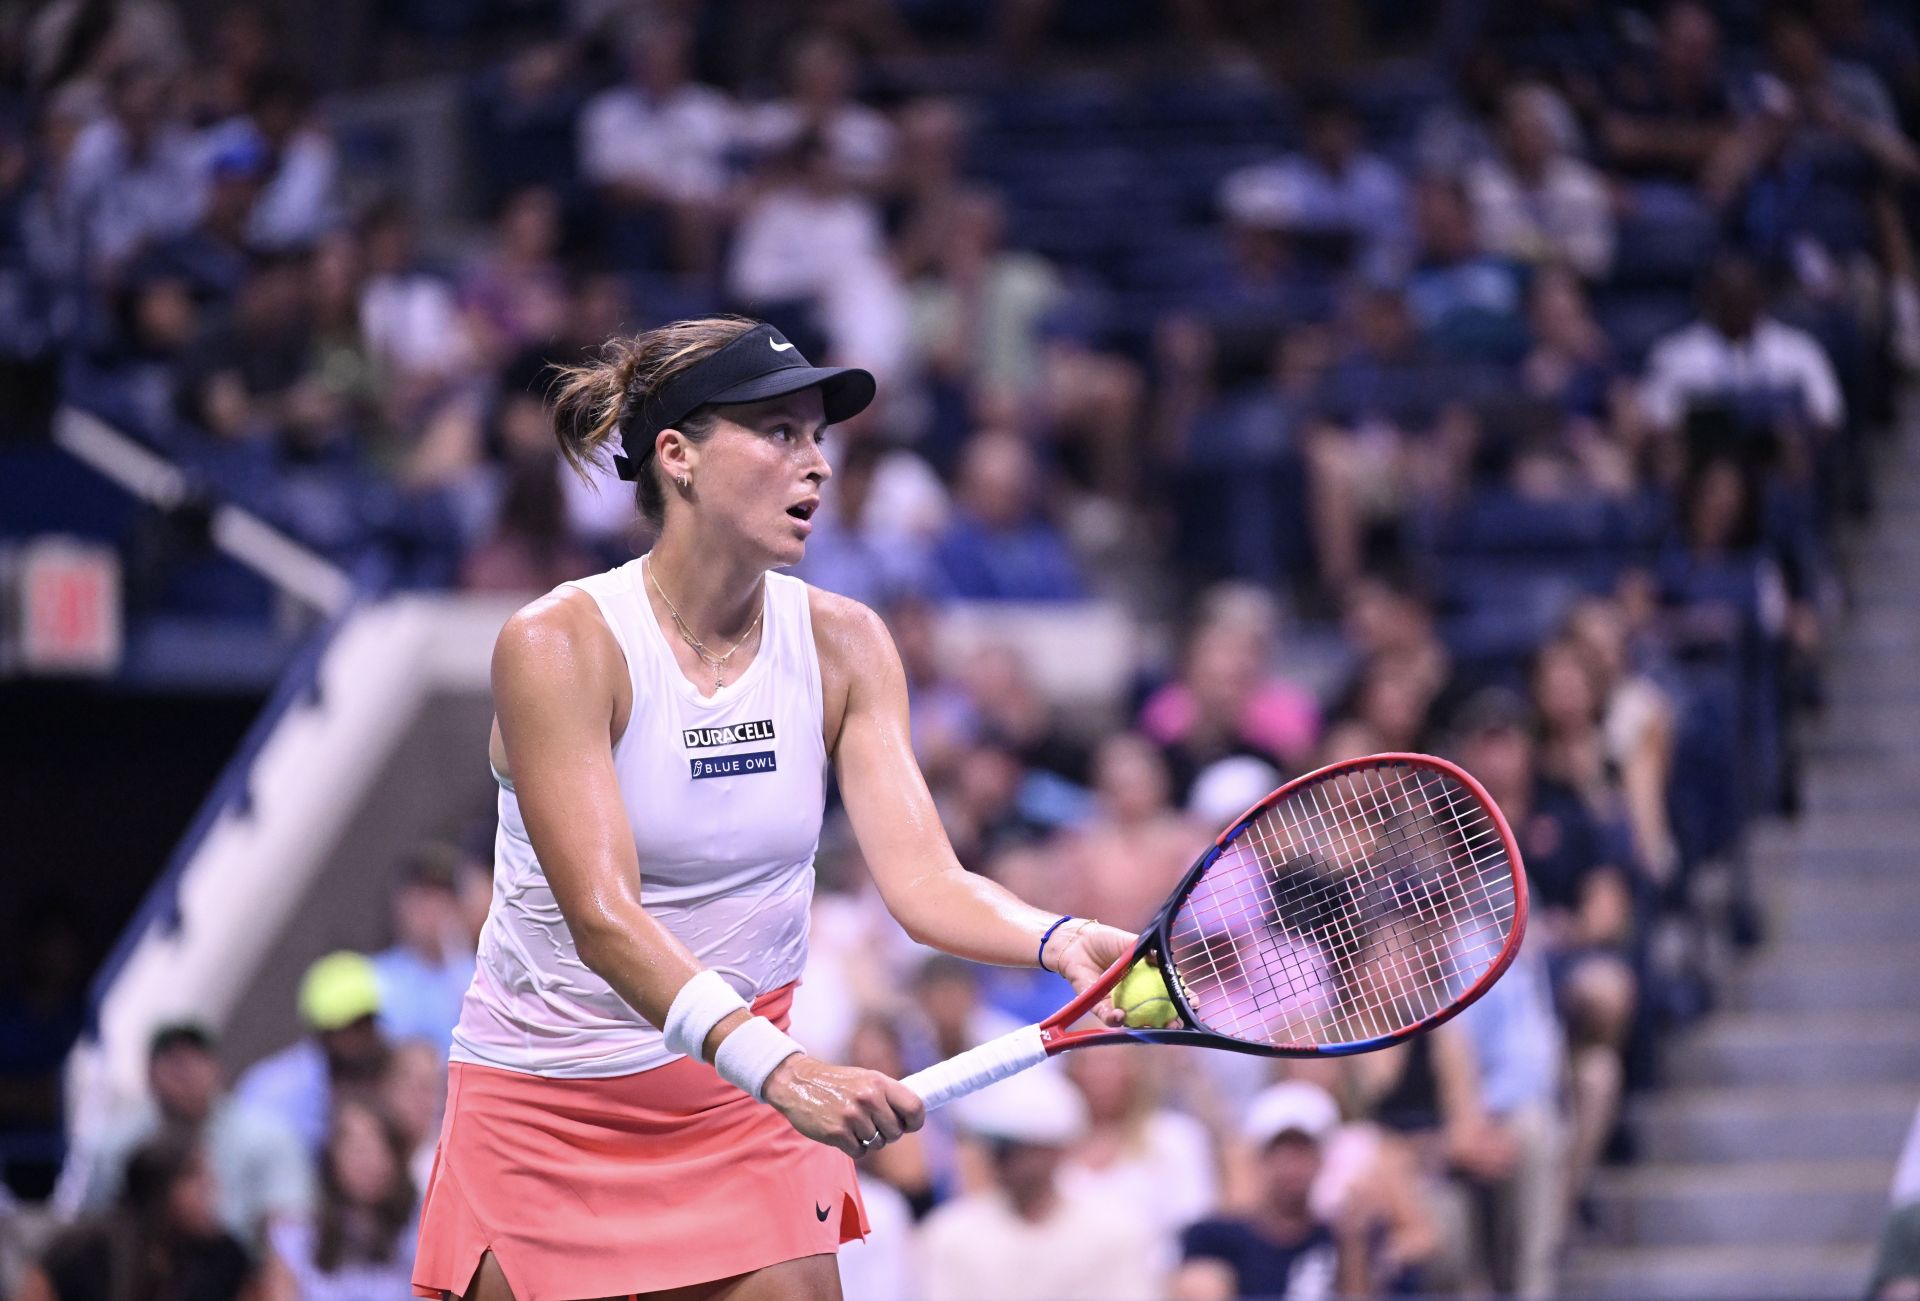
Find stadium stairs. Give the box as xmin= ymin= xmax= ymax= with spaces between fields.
xmin=1565 ymin=404 xmax=1920 ymax=1298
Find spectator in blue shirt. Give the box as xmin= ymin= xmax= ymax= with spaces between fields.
xmin=1404 ymin=177 xmax=1529 ymax=364
xmin=234 ymin=953 xmax=389 ymax=1157
xmin=1175 ymin=1081 xmax=1362 ymax=1299
xmin=933 ymin=430 xmax=1084 ymax=601
xmin=369 ymin=846 xmax=478 ymax=1057
xmin=1452 ymin=944 xmax=1570 ymax=1300
xmin=1218 ymin=94 xmax=1410 ymax=283
xmin=793 ymin=433 xmax=943 ymax=608
xmin=63 ymin=66 xmax=207 ymax=276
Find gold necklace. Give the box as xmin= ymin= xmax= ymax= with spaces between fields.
xmin=646 ymin=558 xmax=764 ymax=688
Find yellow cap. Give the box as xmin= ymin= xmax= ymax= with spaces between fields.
xmin=298 ymin=951 xmax=381 ymax=1031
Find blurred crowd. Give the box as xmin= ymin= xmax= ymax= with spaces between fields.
xmin=3 ymin=0 xmax=1920 ymax=1295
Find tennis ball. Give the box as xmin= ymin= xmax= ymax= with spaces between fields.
xmin=1114 ymin=961 xmax=1181 ymax=1029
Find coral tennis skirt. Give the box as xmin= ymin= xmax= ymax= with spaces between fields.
xmin=411 ymin=983 xmax=867 ymax=1300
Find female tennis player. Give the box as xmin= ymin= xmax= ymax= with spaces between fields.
xmin=412 ymin=317 xmax=1136 ymax=1301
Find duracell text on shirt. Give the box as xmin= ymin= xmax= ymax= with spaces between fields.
xmin=682 ymin=720 xmax=776 ymax=749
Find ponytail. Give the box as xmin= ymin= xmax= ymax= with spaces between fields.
xmin=547 ymin=316 xmax=759 ymax=527
xmin=550 ymin=336 xmax=643 ymax=480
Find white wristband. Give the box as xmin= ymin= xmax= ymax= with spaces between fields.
xmin=662 ymin=969 xmax=750 ymax=1063
xmin=713 ymin=1015 xmax=805 ymax=1102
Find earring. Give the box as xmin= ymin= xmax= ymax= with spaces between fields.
xmin=678 ymin=475 xmax=691 ymax=491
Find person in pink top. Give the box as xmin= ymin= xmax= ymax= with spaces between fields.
xmin=1138 ymin=584 xmax=1321 ymax=796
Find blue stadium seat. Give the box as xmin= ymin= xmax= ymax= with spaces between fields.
xmin=1613 ymin=185 xmax=1720 ymax=289
xmin=1593 ymin=287 xmax=1696 ymax=366
xmin=1435 ymin=489 xmax=1664 ymax=556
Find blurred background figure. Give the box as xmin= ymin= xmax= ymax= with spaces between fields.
xmin=22 ymin=1131 xmax=258 ymax=1301
xmin=1468 ymin=83 xmax=1616 ymax=280
xmin=74 ymin=1024 xmax=311 ymax=1249
xmin=368 ymin=846 xmax=478 ymax=1057
xmin=934 ymin=429 xmax=1084 ymax=600
xmin=235 ymin=954 xmax=390 ymax=1157
xmin=1062 ymin=1046 xmax=1217 ymax=1277
xmin=1174 ymin=1081 xmax=1364 ymax=1300
xmin=261 ymin=1098 xmax=417 ymax=1299
xmin=1456 ymin=690 xmax=1632 ymax=1234
xmin=921 ymin=1067 xmax=1154 ymax=1300
xmin=578 ymin=19 xmax=735 ymax=277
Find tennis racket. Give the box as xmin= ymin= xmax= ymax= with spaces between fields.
xmin=901 ymin=752 xmax=1528 ymax=1110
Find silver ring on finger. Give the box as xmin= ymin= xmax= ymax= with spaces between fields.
xmin=860 ymin=1131 xmax=881 ymax=1149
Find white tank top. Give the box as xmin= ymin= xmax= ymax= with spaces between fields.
xmin=449 ymin=559 xmax=828 ymax=1078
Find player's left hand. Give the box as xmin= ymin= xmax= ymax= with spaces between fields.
xmin=1045 ymin=921 xmax=1138 ymax=1026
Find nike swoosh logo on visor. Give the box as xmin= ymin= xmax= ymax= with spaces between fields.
xmin=770 ymin=339 xmax=796 ymax=352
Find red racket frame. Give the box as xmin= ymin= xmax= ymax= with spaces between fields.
xmin=1033 ymin=752 xmax=1530 ymax=1059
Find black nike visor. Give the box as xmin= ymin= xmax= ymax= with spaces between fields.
xmin=613 ymin=323 xmax=875 ymax=480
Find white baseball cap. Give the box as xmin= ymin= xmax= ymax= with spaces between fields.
xmin=1220 ymin=165 xmax=1312 ymax=231
xmin=1187 ymin=756 xmax=1282 ymax=826
xmin=1241 ymin=1080 xmax=1340 ymax=1148
xmin=952 ymin=1065 xmax=1089 ymax=1147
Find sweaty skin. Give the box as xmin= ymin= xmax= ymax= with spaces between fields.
xmin=486 ymin=393 xmax=1131 ymax=1164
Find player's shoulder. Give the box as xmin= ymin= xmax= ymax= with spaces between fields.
xmin=803 ymin=582 xmax=894 ymax=662
xmin=492 ymin=584 xmax=621 ymax=680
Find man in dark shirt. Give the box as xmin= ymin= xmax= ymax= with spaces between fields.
xmin=1175 ymin=1082 xmax=1363 ymax=1299
xmin=1601 ymin=1 xmax=1739 ymax=185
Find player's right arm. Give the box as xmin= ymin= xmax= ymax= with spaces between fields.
xmin=492 ymin=592 xmax=918 ymax=1155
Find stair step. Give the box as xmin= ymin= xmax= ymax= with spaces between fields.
xmin=1855 ymin=538 xmax=1920 ymax=569
xmin=1802 ymin=772 xmax=1920 ymax=811
xmin=1632 ymin=1085 xmax=1915 ymax=1162
xmin=1666 ymin=1013 xmax=1920 ymax=1085
xmin=1806 ymin=701 xmax=1920 ymax=751
xmin=1849 ymin=578 xmax=1920 ymax=611
xmin=1751 ymin=818 xmax=1920 ymax=875
xmin=1734 ymin=961 xmax=1920 ymax=1012
xmin=1854 ymin=486 xmax=1920 ymax=516
xmin=1752 ymin=810 xmax=1920 ymax=839
xmin=1849 ymin=539 xmax=1920 ymax=574
xmin=1565 ymin=1243 xmax=1873 ymax=1299
xmin=1743 ymin=938 xmax=1920 ymax=980
xmin=1749 ymin=845 xmax=1918 ymax=879
xmin=1800 ymin=741 xmax=1920 ymax=767
xmin=1798 ymin=755 xmax=1920 ymax=789
xmin=1829 ymin=626 xmax=1920 ymax=662
xmin=1765 ymin=876 xmax=1920 ymax=908
xmin=1829 ymin=642 xmax=1920 ymax=680
xmin=1765 ymin=878 xmax=1920 ymax=941
xmin=1586 ymin=1158 xmax=1892 ymax=1247
xmin=1823 ymin=672 xmax=1920 ymax=704
xmin=1562 ymin=422 xmax=1918 ymax=1295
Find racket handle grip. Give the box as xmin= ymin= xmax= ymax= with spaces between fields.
xmin=900 ymin=1024 xmax=1048 ymax=1111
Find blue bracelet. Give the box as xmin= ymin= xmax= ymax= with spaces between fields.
xmin=1037 ymin=915 xmax=1077 ymax=973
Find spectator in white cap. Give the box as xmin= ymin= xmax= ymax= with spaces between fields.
xmin=1173 ymin=1081 xmax=1365 ymax=1299
xmin=918 ymin=1066 xmax=1154 ymax=1300
xmin=1186 ymin=755 xmax=1283 ymax=827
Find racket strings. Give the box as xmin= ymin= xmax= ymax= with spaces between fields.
xmin=1167 ymin=762 xmax=1516 ymax=1049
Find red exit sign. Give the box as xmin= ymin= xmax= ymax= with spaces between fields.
xmin=20 ymin=538 xmax=122 ymax=674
